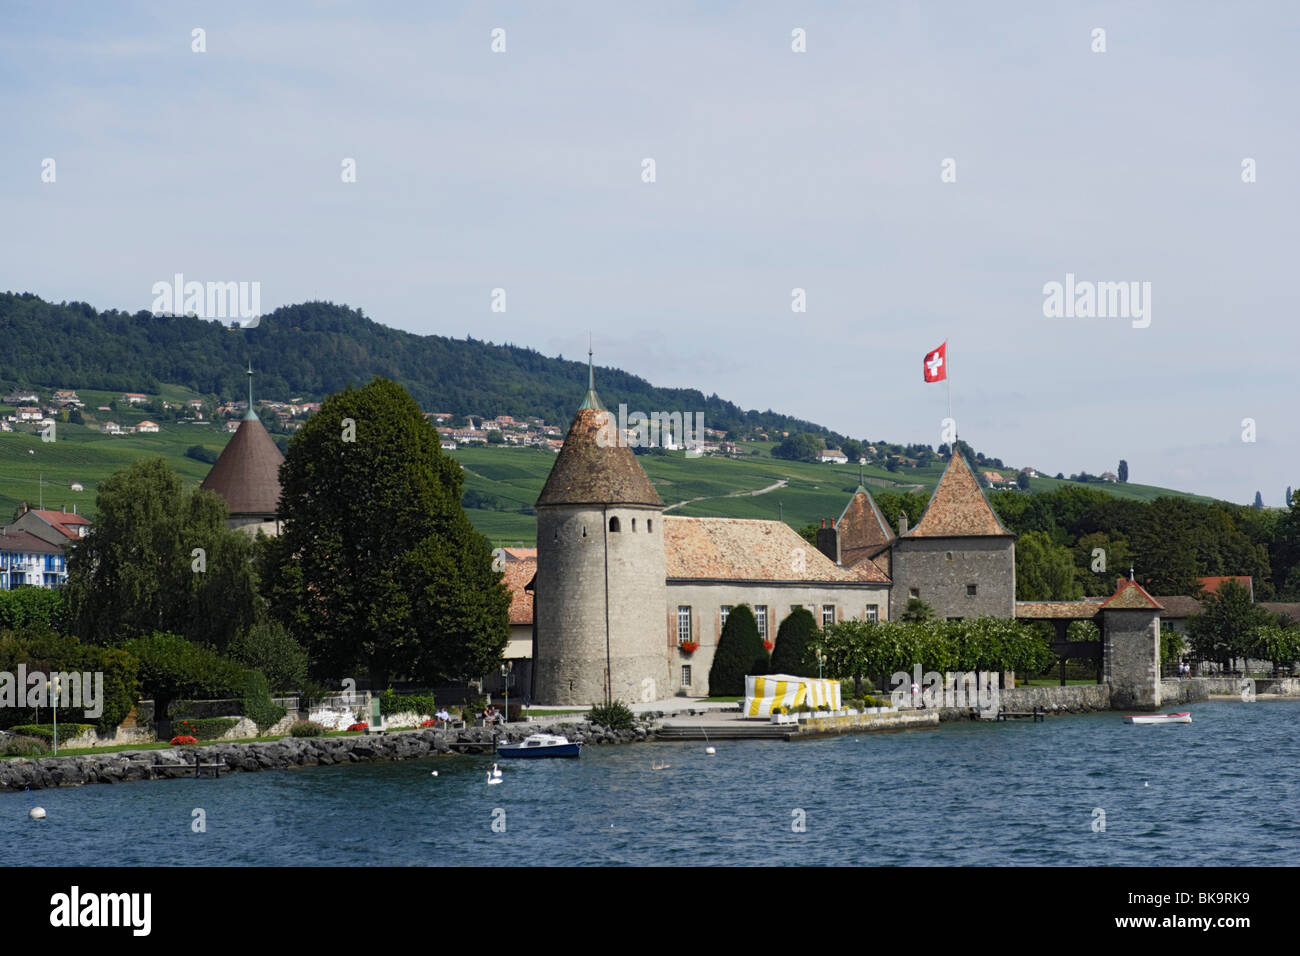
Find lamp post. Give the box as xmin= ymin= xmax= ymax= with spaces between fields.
xmin=501 ymin=661 xmax=512 ymax=723
xmin=51 ymin=675 xmax=60 ymax=755
xmin=816 ymin=650 xmax=825 ymax=680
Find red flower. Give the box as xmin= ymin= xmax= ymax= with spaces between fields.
xmin=679 ymin=641 xmax=699 ymax=653
xmin=347 ymin=722 xmax=368 ymax=732
xmin=169 ymin=735 xmax=198 ymax=746
xmin=763 ymin=640 xmax=775 ymax=651
xmin=420 ymin=718 xmax=436 ymax=727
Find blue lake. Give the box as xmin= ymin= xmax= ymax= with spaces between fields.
xmin=6 ymin=699 xmax=1299 ymax=866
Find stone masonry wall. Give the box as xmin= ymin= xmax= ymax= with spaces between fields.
xmin=890 ymin=537 xmax=1015 ymax=621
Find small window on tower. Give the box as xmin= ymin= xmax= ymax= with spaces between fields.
xmin=631 ymin=517 xmax=637 ymax=531
xmin=609 ymin=517 xmax=621 ymax=532
xmin=648 ymin=519 xmax=654 ymax=532
xmin=967 ymin=584 xmax=977 ymax=596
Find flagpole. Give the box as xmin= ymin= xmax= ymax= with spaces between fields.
xmin=946 ymin=340 xmax=954 ymax=447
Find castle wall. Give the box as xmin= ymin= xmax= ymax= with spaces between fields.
xmin=227 ymin=515 xmax=279 ymax=537
xmin=534 ymin=504 xmax=667 ymax=705
xmin=665 ymin=580 xmax=891 ymax=697
xmin=890 ymin=537 xmax=1014 ymax=620
xmin=1104 ymin=608 xmax=1162 ymax=710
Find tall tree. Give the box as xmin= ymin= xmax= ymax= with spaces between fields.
xmin=1118 ymin=459 xmax=1129 ymax=483
xmin=1187 ymin=579 xmax=1269 ymax=671
xmin=258 ymin=377 xmax=509 ymax=685
xmin=65 ymin=457 xmax=258 ymax=648
xmin=1016 ymin=530 xmax=1084 ymax=601
xmin=1254 ymin=491 xmax=1264 ymax=509
xmin=1287 ymin=487 xmax=1293 ymax=508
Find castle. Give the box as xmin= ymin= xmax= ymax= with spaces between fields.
xmin=530 ymin=361 xmax=1017 ymax=705
xmin=200 ymin=365 xmax=284 ymax=536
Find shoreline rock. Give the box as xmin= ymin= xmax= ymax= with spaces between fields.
xmin=1 ymin=719 xmax=657 ymax=792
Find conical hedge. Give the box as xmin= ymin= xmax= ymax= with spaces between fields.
xmin=770 ymin=607 xmax=818 ymax=676
xmin=708 ymin=604 xmax=768 ymax=696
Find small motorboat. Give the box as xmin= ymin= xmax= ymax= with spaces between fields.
xmin=1124 ymin=712 xmax=1192 ymax=724
xmin=496 ymin=733 xmax=581 ymax=758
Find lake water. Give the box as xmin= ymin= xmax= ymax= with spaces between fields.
xmin=6 ymin=699 xmax=1299 ymax=866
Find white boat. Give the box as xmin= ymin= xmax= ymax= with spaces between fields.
xmin=496 ymin=733 xmax=581 ymax=758
xmin=1124 ymin=712 xmax=1192 ymax=724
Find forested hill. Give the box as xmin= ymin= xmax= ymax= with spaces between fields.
xmin=0 ymin=292 xmax=832 ymax=438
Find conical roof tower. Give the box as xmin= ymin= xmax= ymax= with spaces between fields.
xmin=904 ymin=449 xmax=1013 ymax=538
xmin=201 ymin=364 xmax=285 ymax=534
xmin=536 ymin=352 xmax=662 ymax=509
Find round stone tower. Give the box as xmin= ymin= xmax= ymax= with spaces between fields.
xmin=532 ymin=356 xmax=668 ymax=706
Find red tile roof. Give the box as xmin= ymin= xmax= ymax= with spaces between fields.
xmin=29 ymin=510 xmax=92 ymax=539
xmin=1015 ymin=598 xmax=1106 ymax=620
xmin=837 ymin=487 xmax=895 ymax=568
xmin=1100 ymin=578 xmax=1163 ymax=610
xmin=1197 ymin=576 xmax=1253 ymax=599
xmin=905 ymin=451 xmax=1014 ymax=538
xmin=665 ymin=516 xmax=890 ymax=584
xmin=501 ymin=559 xmax=536 ymax=625
xmin=0 ymin=528 xmax=65 ymax=554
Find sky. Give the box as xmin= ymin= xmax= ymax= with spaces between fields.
xmin=2 ymin=1 xmax=1297 ymax=504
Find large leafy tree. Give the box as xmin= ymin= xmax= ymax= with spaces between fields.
xmin=258 ymin=377 xmax=509 ymax=685
xmin=65 ymin=457 xmax=258 ymax=648
xmin=1186 ymin=579 xmax=1270 ymax=671
xmin=1016 ymin=530 xmax=1084 ymax=601
xmin=708 ymin=604 xmax=767 ymax=695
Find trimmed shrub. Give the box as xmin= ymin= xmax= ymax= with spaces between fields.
xmin=0 ymin=630 xmax=138 ymax=734
xmin=171 ymin=717 xmax=239 ymax=741
xmin=289 ymin=720 xmax=325 ymax=737
xmin=708 ymin=604 xmax=768 ymax=696
xmin=587 ymin=700 xmax=634 ymax=730
xmin=771 ymin=608 xmax=818 ymax=676
xmin=1 ymin=734 xmax=49 ymax=757
xmin=11 ymin=723 xmax=95 ymax=744
xmin=378 ymin=687 xmax=437 ymax=717
xmin=236 ymin=669 xmax=284 ymax=733
xmin=0 ymin=587 xmax=67 ymax=632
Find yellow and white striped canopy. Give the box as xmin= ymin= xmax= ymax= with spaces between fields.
xmin=744 ymin=674 xmax=842 ymax=717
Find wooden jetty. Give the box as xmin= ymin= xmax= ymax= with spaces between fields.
xmin=995 ymin=707 xmax=1046 ymax=722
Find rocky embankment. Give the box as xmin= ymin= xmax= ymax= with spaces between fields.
xmin=2 ymin=717 xmax=658 ymax=792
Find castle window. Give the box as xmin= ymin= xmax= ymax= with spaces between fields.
xmin=946 ymin=551 xmax=953 ymax=562
xmin=631 ymin=518 xmax=636 ymax=531
xmin=720 ymin=605 xmax=732 ymax=632
xmin=681 ymin=665 xmax=692 ymax=687
xmin=865 ymin=605 xmax=879 ymax=622
xmin=909 ymin=588 xmax=919 ymax=599
xmin=967 ymin=584 xmax=977 ymax=596
xmin=609 ymin=516 xmax=621 ymax=532
xmin=647 ymin=519 xmax=653 ymax=532
xmin=822 ymin=605 xmax=836 ymax=627
xmin=755 ymin=605 xmax=768 ymax=639
xmin=582 ymin=527 xmax=587 ymax=537
xmin=677 ymin=605 xmax=692 ymax=645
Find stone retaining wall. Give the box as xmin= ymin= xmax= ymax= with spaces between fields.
xmin=937 ymin=683 xmax=1111 ymax=720
xmin=1 ymin=718 xmax=655 ymax=792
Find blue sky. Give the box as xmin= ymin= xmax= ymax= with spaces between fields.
xmin=2 ymin=1 xmax=1297 ymax=503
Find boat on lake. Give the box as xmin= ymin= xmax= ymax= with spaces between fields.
xmin=496 ymin=733 xmax=581 ymax=758
xmin=1124 ymin=712 xmax=1192 ymax=725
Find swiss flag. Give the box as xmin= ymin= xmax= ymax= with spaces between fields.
xmin=923 ymin=342 xmax=947 ymax=383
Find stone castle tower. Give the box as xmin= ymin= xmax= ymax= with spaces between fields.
xmin=532 ymin=356 xmax=668 ymax=705
xmin=888 ymin=450 xmax=1016 ymax=620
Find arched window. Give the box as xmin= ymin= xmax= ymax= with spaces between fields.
xmin=609 ymin=516 xmax=621 ymax=533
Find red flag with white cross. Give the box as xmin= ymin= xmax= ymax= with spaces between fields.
xmin=923 ymin=342 xmax=947 ymax=383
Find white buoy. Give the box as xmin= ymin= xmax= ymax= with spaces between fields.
xmin=705 ymin=746 xmax=716 ymax=755
xmin=430 ymin=771 xmax=438 ymax=777
xmin=29 ymin=807 xmax=46 ymax=820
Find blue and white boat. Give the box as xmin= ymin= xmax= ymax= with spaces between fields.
xmin=496 ymin=733 xmax=581 ymax=758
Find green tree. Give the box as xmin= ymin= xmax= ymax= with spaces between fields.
xmin=1016 ymin=530 xmax=1083 ymax=601
xmin=900 ymin=597 xmax=934 ymax=623
xmin=1251 ymin=623 xmax=1300 ymax=673
xmin=64 ymin=457 xmax=258 ymax=648
xmin=770 ymin=608 xmax=818 ymax=676
xmin=708 ymin=604 xmax=767 ymax=695
xmin=1016 ymin=471 xmax=1031 ymax=491
xmin=1118 ymin=460 xmax=1128 ymax=483
xmin=819 ymin=619 xmax=878 ymax=696
xmin=1254 ymin=491 xmax=1264 ymax=509
xmin=486 ymin=429 xmax=504 ymax=444
xmin=1186 ymin=579 xmax=1269 ymax=671
xmin=258 ymin=378 xmax=509 ymax=686
xmin=771 ymin=433 xmax=822 ymax=462
xmin=0 ymin=587 xmax=66 ymax=632
xmin=228 ymin=620 xmax=309 ymax=692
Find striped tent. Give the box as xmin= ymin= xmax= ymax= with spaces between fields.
xmin=744 ymin=674 xmax=842 ymax=717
